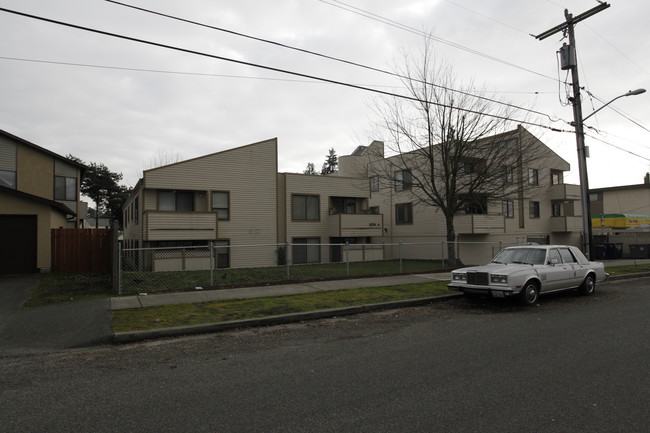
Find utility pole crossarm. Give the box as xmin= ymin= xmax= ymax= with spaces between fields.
xmin=534 ymin=2 xmax=610 ymax=40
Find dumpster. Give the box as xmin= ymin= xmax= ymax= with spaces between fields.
xmin=604 ymin=243 xmax=623 ymax=259
xmin=594 ymin=245 xmax=607 ymax=260
xmin=629 ymin=244 xmax=650 ymax=259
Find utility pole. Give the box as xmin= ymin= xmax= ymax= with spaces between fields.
xmin=535 ymin=2 xmax=610 ymax=260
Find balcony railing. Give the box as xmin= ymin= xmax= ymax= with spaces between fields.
xmin=550 ymin=216 xmax=582 ymax=232
xmin=144 ymin=211 xmax=218 ymax=241
xmin=548 ymin=183 xmax=581 ymax=201
xmin=329 ymin=213 xmax=383 ymax=237
xmin=455 ymin=214 xmax=505 ymax=234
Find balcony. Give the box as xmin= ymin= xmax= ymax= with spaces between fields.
xmin=329 ymin=213 xmax=383 ymax=237
xmin=548 ymin=184 xmax=581 ymax=201
xmin=145 ymin=211 xmax=218 ymax=241
xmin=455 ymin=214 xmax=505 ymax=234
xmin=550 ymin=216 xmax=582 ymax=232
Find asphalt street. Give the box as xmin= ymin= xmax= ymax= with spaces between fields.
xmin=1 ymin=277 xmax=648 ymax=432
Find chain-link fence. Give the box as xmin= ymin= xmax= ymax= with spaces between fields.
xmin=118 ymin=240 xmax=516 ymax=295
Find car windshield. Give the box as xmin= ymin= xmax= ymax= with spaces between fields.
xmin=492 ymin=248 xmax=547 ymax=265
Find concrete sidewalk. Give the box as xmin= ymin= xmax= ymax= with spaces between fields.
xmin=110 ymin=272 xmax=453 ymax=310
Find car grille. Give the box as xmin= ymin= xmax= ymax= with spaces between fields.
xmin=467 ymin=272 xmax=489 ymax=286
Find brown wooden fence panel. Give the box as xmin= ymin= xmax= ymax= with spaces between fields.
xmin=51 ymin=228 xmax=112 ymax=272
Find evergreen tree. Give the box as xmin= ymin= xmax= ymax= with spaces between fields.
xmin=321 ymin=148 xmax=338 ymax=175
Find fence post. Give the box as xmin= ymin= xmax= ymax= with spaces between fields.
xmin=286 ymin=242 xmax=291 ymax=278
xmin=210 ymin=241 xmax=214 ymax=286
xmin=441 ymin=241 xmax=445 ymax=269
xmin=345 ymin=242 xmax=350 ymax=276
xmin=117 ymin=242 xmax=123 ymax=296
xmin=399 ymin=242 xmax=403 ymax=273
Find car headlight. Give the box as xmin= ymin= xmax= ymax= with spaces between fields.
xmin=452 ymin=273 xmax=467 ymax=281
xmin=490 ymin=274 xmax=508 ymax=284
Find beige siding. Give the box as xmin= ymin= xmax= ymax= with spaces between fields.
xmin=134 ymin=139 xmax=278 ymax=267
xmin=0 ymin=137 xmax=16 ymax=171
xmin=16 ymin=144 xmax=54 ymax=199
xmin=283 ymin=173 xmax=370 ymax=242
xmin=145 ymin=212 xmax=217 ymax=241
xmin=603 ymin=188 xmax=650 ymax=215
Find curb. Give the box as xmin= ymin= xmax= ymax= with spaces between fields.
xmin=112 ymin=294 xmax=462 ymax=344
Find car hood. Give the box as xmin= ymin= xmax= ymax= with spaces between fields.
xmin=455 ymin=263 xmax=536 ymax=275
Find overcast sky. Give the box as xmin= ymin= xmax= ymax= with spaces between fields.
xmin=1 ymin=0 xmax=648 ymax=189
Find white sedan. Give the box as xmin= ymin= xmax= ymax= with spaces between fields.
xmin=447 ymin=245 xmax=608 ymax=305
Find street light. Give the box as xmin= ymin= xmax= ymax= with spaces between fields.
xmin=583 ymin=88 xmax=646 ymax=122
xmin=571 ymin=88 xmax=646 ymax=259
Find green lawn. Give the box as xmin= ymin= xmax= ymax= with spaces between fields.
xmin=24 ymin=273 xmax=113 ymax=308
xmin=120 ymin=259 xmax=445 ymax=294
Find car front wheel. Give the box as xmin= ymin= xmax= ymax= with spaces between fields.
xmin=578 ymin=274 xmax=596 ymax=296
xmin=519 ymin=282 xmax=539 ymax=306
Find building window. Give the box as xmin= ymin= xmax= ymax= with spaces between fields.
xmin=55 ymin=176 xmax=76 ymax=201
xmin=292 ymin=194 xmax=319 ymax=221
xmin=460 ymin=157 xmax=486 ymax=175
xmin=370 ymin=176 xmax=379 ymax=192
xmin=395 ymin=203 xmax=413 ymax=224
xmin=212 ymin=191 xmax=230 ymax=220
xmin=159 ymin=190 xmax=194 ymax=211
xmin=369 ymin=206 xmax=380 ymax=215
xmin=0 ymin=170 xmax=16 ymax=189
xmin=529 ymin=201 xmax=540 ymax=218
xmin=528 ymin=168 xmax=539 ymax=186
xmin=134 ymin=196 xmax=139 ymax=224
xmin=504 ymin=166 xmax=514 ymax=184
xmin=293 ymin=238 xmax=320 ymax=264
xmin=461 ymin=195 xmax=488 ymax=215
xmin=552 ymin=201 xmax=562 ymax=217
xmin=502 ymin=200 xmax=514 ymax=218
xmin=394 ymin=170 xmax=412 ymax=191
xmin=551 ymin=170 xmax=563 ymax=185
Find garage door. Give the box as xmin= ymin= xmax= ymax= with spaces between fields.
xmin=0 ymin=215 xmax=37 ymax=274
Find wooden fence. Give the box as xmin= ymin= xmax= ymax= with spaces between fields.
xmin=51 ymin=228 xmax=113 ymax=272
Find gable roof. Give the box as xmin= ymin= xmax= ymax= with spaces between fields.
xmin=0 ymin=184 xmax=76 ymax=216
xmin=0 ymin=128 xmax=87 ymax=174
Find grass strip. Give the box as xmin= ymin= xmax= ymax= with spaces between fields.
xmin=605 ymin=264 xmax=650 ymax=276
xmin=111 ymin=281 xmax=451 ymax=333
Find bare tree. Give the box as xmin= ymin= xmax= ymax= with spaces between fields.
xmin=368 ymin=38 xmax=551 ymax=265
xmin=137 ymin=146 xmax=184 ymax=179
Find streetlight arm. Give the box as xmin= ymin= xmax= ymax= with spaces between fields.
xmin=582 ymin=88 xmax=646 ymax=122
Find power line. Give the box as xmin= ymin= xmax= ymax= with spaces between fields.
xmin=0 ymin=6 xmax=567 ymax=132
xmin=442 ymin=0 xmax=531 ymax=35
xmin=584 ymin=132 xmax=650 ymax=162
xmin=105 ymin=0 xmax=562 ymax=123
xmin=318 ymin=0 xmax=559 ymax=82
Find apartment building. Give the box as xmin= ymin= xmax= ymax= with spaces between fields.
xmin=123 ymin=138 xmax=380 ymax=270
xmin=337 ymin=126 xmax=582 ymax=264
xmin=0 ymin=129 xmax=85 ymax=273
xmin=123 ymin=126 xmax=584 ymax=268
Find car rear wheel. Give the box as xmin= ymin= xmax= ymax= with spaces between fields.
xmin=519 ymin=282 xmax=539 ymax=306
xmin=578 ymin=274 xmax=596 ymax=296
